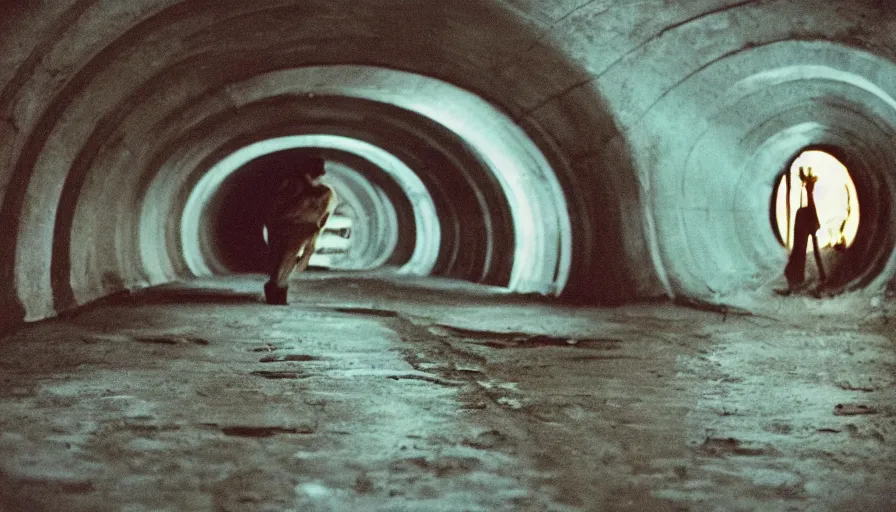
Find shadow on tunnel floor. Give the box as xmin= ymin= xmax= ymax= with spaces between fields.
xmin=125 ymin=287 xmax=265 ymax=305
xmin=126 ymin=270 xmax=560 ymax=309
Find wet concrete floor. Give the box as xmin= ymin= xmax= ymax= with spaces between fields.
xmin=0 ymin=272 xmax=894 ymax=511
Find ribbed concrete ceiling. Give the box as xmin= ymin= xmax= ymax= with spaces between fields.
xmin=0 ymin=0 xmax=894 ymax=328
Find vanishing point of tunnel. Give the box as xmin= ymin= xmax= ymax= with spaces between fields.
xmin=1 ymin=1 xmax=895 ymax=511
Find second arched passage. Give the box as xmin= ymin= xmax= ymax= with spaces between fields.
xmin=634 ymin=41 xmax=896 ymax=301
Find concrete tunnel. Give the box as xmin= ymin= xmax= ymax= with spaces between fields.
xmin=2 ymin=0 xmax=894 ymax=326
xmin=1 ymin=1 xmax=896 ymax=509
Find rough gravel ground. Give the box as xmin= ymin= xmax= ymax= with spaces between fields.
xmin=0 ymin=272 xmax=894 ymax=511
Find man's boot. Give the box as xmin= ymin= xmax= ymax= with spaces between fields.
xmin=264 ymin=281 xmax=288 ymax=305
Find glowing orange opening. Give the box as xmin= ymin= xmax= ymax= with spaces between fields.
xmin=775 ymin=150 xmax=859 ymax=252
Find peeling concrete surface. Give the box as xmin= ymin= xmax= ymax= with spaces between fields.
xmin=1 ymin=273 xmax=894 ymax=510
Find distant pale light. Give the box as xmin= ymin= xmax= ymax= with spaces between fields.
xmin=775 ymin=150 xmax=859 ymax=252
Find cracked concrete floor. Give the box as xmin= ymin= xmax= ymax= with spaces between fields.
xmin=1 ymin=272 xmax=894 ymax=511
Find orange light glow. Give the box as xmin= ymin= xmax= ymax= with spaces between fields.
xmin=775 ymin=150 xmax=859 ymax=252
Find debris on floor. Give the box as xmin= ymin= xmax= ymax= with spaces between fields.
xmin=833 ymin=403 xmax=879 ymax=416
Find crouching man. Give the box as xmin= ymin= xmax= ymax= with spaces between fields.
xmin=263 ymin=156 xmax=335 ymax=305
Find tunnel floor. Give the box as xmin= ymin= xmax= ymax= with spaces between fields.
xmin=0 ymin=272 xmax=894 ymax=511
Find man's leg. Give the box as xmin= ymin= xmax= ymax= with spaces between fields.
xmin=274 ymin=237 xmax=308 ymax=288
xmin=785 ymin=208 xmax=811 ymax=291
xmin=265 ymin=224 xmax=320 ymax=305
xmin=810 ymin=233 xmax=826 ymax=285
xmin=265 ymin=228 xmax=299 ymax=305
xmin=293 ymin=232 xmax=320 ymax=274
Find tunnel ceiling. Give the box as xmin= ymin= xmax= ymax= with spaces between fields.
xmin=1 ymin=0 xmax=895 ymax=326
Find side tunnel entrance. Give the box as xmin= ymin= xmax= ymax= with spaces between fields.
xmin=773 ymin=149 xmax=860 ymax=291
xmin=771 ymin=144 xmax=894 ymax=295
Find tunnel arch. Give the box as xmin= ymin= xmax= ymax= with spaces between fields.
xmin=783 ymin=142 xmax=896 ymax=294
xmin=200 ymin=150 xmax=405 ymax=275
xmin=182 ymin=136 xmax=437 ymax=279
xmin=136 ymin=95 xmax=512 ymax=294
xmin=0 ymin=1 xmax=647 ymax=327
xmin=2 ymin=1 xmax=895 ymax=329
xmin=1 ymin=0 xmax=661 ymax=327
xmin=144 ymin=76 xmax=572 ymax=295
xmin=626 ymin=39 xmax=896 ymax=302
xmin=206 ymin=66 xmax=572 ymax=294
xmin=771 ymin=147 xmax=860 ymax=251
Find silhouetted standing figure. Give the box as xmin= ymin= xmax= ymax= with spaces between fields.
xmin=263 ymin=156 xmax=335 ymax=305
xmin=784 ymin=166 xmax=826 ymax=292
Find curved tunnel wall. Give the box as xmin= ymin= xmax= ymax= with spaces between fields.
xmin=0 ymin=1 xmax=895 ymax=328
xmin=186 ymin=137 xmax=434 ymax=278
xmin=637 ymin=40 xmax=896 ymax=299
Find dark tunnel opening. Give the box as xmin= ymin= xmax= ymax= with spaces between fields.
xmin=207 ymin=153 xmax=286 ymax=274
xmin=204 ymin=148 xmax=393 ymax=275
xmin=205 ymin=147 xmax=424 ymax=276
